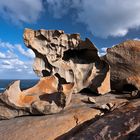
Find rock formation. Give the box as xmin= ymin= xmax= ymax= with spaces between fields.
xmin=0 ymin=75 xmax=74 ymax=119
xmin=68 ymin=99 xmax=140 ymax=140
xmin=0 ymin=29 xmax=140 ymax=140
xmin=0 ymin=29 xmax=112 ymax=119
xmin=23 ymin=28 xmax=110 ymax=95
xmin=103 ymin=40 xmax=140 ymax=92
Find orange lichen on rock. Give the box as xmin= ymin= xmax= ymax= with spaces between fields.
xmin=19 ymin=94 xmax=37 ymax=107
xmin=23 ymin=76 xmax=59 ymax=96
xmin=1 ymin=75 xmax=74 ymax=114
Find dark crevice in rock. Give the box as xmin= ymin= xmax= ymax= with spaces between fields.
xmin=39 ymin=92 xmax=66 ymax=108
xmin=55 ymin=73 xmax=67 ymax=84
xmin=42 ymin=70 xmax=51 ymax=77
xmin=127 ymin=126 xmax=140 ymax=140
xmin=62 ymin=49 xmax=99 ymax=64
xmin=35 ymin=33 xmax=47 ymax=41
xmin=123 ymin=84 xmax=137 ymax=92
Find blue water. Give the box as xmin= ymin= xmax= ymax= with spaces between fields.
xmin=0 ymin=79 xmax=39 ymax=93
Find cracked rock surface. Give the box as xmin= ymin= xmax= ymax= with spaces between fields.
xmin=0 ymin=92 xmax=131 ymax=140
xmin=69 ymin=99 xmax=140 ymax=140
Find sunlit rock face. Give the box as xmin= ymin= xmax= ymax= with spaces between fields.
xmin=23 ymin=28 xmax=110 ymax=94
xmin=0 ymin=28 xmax=111 ymax=120
xmin=0 ymin=75 xmax=74 ymax=119
xmin=104 ymin=40 xmax=140 ymax=91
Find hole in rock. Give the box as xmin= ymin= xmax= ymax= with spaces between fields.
xmin=55 ymin=73 xmax=67 ymax=84
xmin=36 ymin=34 xmax=47 ymax=40
xmin=62 ymin=49 xmax=99 ymax=63
xmin=20 ymin=80 xmax=39 ymax=91
xmin=42 ymin=70 xmax=51 ymax=77
xmin=53 ymin=30 xmax=63 ymax=37
xmin=123 ymin=84 xmax=137 ymax=92
xmin=80 ymin=88 xmax=99 ymax=96
xmin=39 ymin=92 xmax=65 ymax=107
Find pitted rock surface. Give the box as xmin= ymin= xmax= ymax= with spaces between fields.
xmin=23 ymin=28 xmax=110 ymax=94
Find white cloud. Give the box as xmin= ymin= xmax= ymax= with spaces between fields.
xmin=134 ymin=38 xmax=140 ymax=41
xmin=101 ymin=47 xmax=107 ymax=52
xmin=98 ymin=52 xmax=106 ymax=57
xmin=0 ymin=50 xmax=18 ymax=59
xmin=0 ymin=40 xmax=14 ymax=51
xmin=0 ymin=0 xmax=44 ymax=24
xmin=46 ymin=0 xmax=70 ymax=18
xmin=98 ymin=47 xmax=108 ymax=56
xmin=0 ymin=52 xmax=6 ymax=58
xmin=16 ymin=45 xmax=35 ymax=58
xmin=0 ymin=40 xmax=34 ymax=59
xmin=46 ymin=0 xmax=140 ymax=37
xmin=0 ymin=40 xmax=37 ymax=79
xmin=2 ymin=60 xmax=11 ymax=65
xmin=0 ymin=57 xmax=37 ymax=79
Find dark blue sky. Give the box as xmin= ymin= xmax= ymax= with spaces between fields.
xmin=0 ymin=0 xmax=140 ymax=79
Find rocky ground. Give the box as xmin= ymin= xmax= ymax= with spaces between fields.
xmin=0 ymin=91 xmax=140 ymax=140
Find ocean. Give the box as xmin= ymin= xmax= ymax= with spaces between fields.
xmin=0 ymin=79 xmax=39 ymax=93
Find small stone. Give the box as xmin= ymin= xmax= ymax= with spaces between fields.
xmin=100 ymin=112 xmax=104 ymax=116
xmin=88 ymin=97 xmax=96 ymax=104
xmin=107 ymin=102 xmax=114 ymax=109
xmin=101 ymin=104 xmax=110 ymax=110
xmin=131 ymin=90 xmax=139 ymax=97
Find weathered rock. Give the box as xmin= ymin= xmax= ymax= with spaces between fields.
xmin=0 ymin=75 xmax=74 ymax=119
xmin=23 ymin=28 xmax=110 ymax=94
xmin=1 ymin=27 xmax=140 ymax=140
xmin=0 ymin=106 xmax=101 ymax=140
xmin=0 ymin=91 xmax=130 ymax=140
xmin=104 ymin=40 xmax=140 ymax=91
xmin=69 ymin=99 xmax=140 ymax=140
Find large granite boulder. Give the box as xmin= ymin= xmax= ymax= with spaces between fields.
xmin=23 ymin=28 xmax=110 ymax=95
xmin=104 ymin=40 xmax=140 ymax=91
